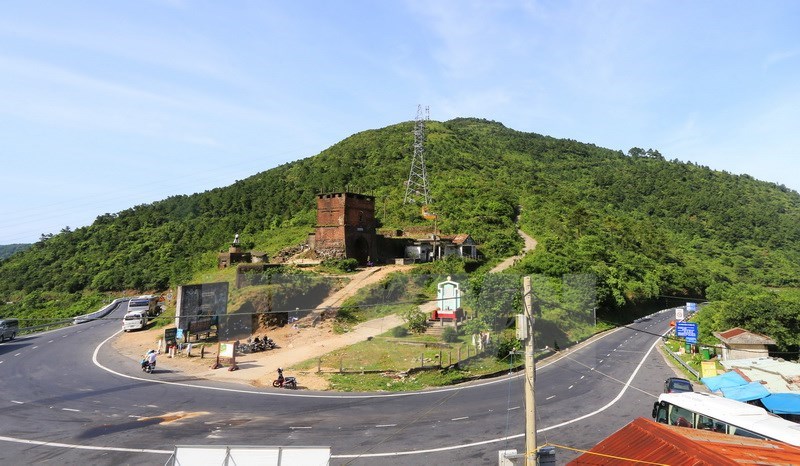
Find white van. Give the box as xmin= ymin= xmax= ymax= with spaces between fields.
xmin=122 ymin=310 xmax=148 ymax=331
xmin=0 ymin=318 xmax=19 ymax=342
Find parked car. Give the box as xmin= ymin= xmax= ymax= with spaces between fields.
xmin=664 ymin=377 xmax=694 ymax=393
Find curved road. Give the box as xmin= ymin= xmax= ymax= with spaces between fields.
xmin=0 ymin=303 xmax=679 ymax=465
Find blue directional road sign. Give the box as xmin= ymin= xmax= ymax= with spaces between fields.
xmin=676 ymin=322 xmax=699 ymax=344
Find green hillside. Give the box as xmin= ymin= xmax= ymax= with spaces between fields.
xmin=2 ymin=118 xmax=800 ymax=350
xmin=0 ymin=244 xmax=30 ymax=260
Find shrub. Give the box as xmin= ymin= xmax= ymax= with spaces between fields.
xmin=322 ymin=258 xmax=359 ymax=273
xmin=442 ymin=326 xmax=460 ymax=343
xmin=336 ymin=304 xmax=360 ymax=323
xmin=401 ymin=309 xmax=428 ymax=334
xmin=391 ymin=326 xmax=409 ymax=338
xmin=495 ymin=334 xmax=521 ymax=361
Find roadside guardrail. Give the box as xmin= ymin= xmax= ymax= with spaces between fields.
xmin=662 ymin=331 xmax=700 ymax=378
xmin=72 ymin=298 xmax=128 ymax=325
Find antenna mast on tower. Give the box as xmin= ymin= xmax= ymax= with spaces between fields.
xmin=403 ymin=105 xmax=431 ymax=206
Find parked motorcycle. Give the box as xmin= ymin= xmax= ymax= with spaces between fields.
xmin=273 ymin=368 xmax=297 ymax=389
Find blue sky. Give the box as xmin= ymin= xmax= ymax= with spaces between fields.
xmin=2 ymin=1 xmax=799 ymax=244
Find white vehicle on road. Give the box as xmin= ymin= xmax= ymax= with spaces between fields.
xmin=122 ymin=310 xmax=148 ymax=331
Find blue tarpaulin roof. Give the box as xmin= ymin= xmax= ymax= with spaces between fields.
xmin=701 ymin=371 xmax=748 ymax=391
xmin=719 ymin=381 xmax=771 ymax=402
xmin=761 ymin=393 xmax=800 ymax=415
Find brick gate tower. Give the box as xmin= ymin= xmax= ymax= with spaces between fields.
xmin=313 ymin=192 xmax=378 ymax=264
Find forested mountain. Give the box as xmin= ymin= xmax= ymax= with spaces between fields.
xmin=2 ymin=118 xmax=800 ymax=336
xmin=0 ymin=244 xmax=30 ymax=260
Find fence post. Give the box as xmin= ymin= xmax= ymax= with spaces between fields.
xmin=318 ymin=357 xmax=322 ymax=373
xmin=340 ymin=357 xmax=343 ymax=373
xmin=420 ymin=353 xmax=424 ymax=368
xmin=438 ymin=350 xmax=442 ymax=368
xmin=458 ymin=347 xmax=462 ymax=363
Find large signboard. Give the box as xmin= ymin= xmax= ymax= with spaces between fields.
xmin=675 ymin=307 xmax=685 ymax=321
xmin=676 ymin=322 xmax=699 ymax=344
xmin=175 ymin=282 xmax=229 ymax=331
xmin=164 ymin=328 xmax=178 ymax=347
xmin=686 ymin=302 xmax=697 ymax=313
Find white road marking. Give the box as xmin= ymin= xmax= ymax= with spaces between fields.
xmin=376 ymin=424 xmax=397 ymax=428
xmin=0 ymin=318 xmax=666 ymax=458
xmin=48 ymin=340 xmax=54 ymax=343
xmin=2 ymin=321 xmax=673 ymax=460
xmin=32 ymin=346 xmax=38 ymax=350
xmin=62 ymin=408 xmax=80 ymax=412
xmin=546 ymin=396 xmax=555 ymax=400
xmin=290 ymin=426 xmax=312 ymax=430
xmin=14 ymin=353 xmax=21 ymax=357
xmin=580 ymin=376 xmax=585 ymax=380
xmin=11 ymin=401 xmax=24 ymax=404
xmin=568 ymin=385 xmax=574 ymax=390
xmin=451 ymin=416 xmax=469 ymax=421
xmin=507 ymin=406 xmax=521 ymax=410
xmin=0 ymin=435 xmax=171 ymax=454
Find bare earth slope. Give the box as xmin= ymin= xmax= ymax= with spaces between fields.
xmin=113 ymin=230 xmax=538 ymax=390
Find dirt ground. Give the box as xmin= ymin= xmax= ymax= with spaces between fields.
xmin=112 ymin=265 xmax=412 ymax=391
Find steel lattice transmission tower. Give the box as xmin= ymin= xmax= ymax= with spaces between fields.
xmin=403 ymin=105 xmax=431 ymax=206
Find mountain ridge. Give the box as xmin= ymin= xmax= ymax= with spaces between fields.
xmin=2 ymin=117 xmax=799 ymax=331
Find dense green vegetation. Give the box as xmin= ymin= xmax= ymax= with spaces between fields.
xmin=0 ymin=244 xmax=30 ymax=260
xmin=1 ymin=118 xmax=800 ymax=351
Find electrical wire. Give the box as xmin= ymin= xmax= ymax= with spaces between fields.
xmin=539 ymin=442 xmax=670 ymax=465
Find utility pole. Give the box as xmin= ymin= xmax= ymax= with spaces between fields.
xmin=523 ymin=275 xmax=537 ymax=465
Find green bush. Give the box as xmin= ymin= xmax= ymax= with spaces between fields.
xmin=335 ymin=304 xmax=360 ymax=323
xmin=401 ymin=308 xmax=428 ymax=334
xmin=495 ymin=334 xmax=521 ymax=361
xmin=391 ymin=326 xmax=409 ymax=337
xmin=322 ymin=258 xmax=359 ymax=273
xmin=442 ymin=326 xmax=460 ymax=343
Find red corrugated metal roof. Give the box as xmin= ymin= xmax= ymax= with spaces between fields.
xmin=715 ymin=327 xmax=775 ymax=344
xmin=567 ymin=417 xmax=800 ymax=465
xmin=719 ymin=327 xmax=748 ymax=339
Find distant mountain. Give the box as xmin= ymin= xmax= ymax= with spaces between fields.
xmin=2 ymin=118 xmax=799 ymax=314
xmin=0 ymin=244 xmax=30 ymax=260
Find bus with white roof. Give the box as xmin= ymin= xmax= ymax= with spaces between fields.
xmin=652 ymin=391 xmax=800 ymax=446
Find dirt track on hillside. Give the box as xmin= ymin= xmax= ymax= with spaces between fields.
xmin=113 ymin=229 xmax=539 ymax=390
xmin=113 ymin=265 xmax=413 ymax=390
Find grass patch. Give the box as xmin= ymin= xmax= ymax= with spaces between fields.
xmin=291 ymin=328 xmax=523 ymax=391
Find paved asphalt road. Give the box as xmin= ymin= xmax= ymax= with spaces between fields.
xmin=0 ymin=303 xmax=680 ymax=465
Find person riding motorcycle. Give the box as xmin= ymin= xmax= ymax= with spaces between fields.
xmin=142 ymin=349 xmax=157 ymax=370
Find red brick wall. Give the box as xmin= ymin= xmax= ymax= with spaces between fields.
xmin=315 ymin=193 xmax=376 ymax=260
